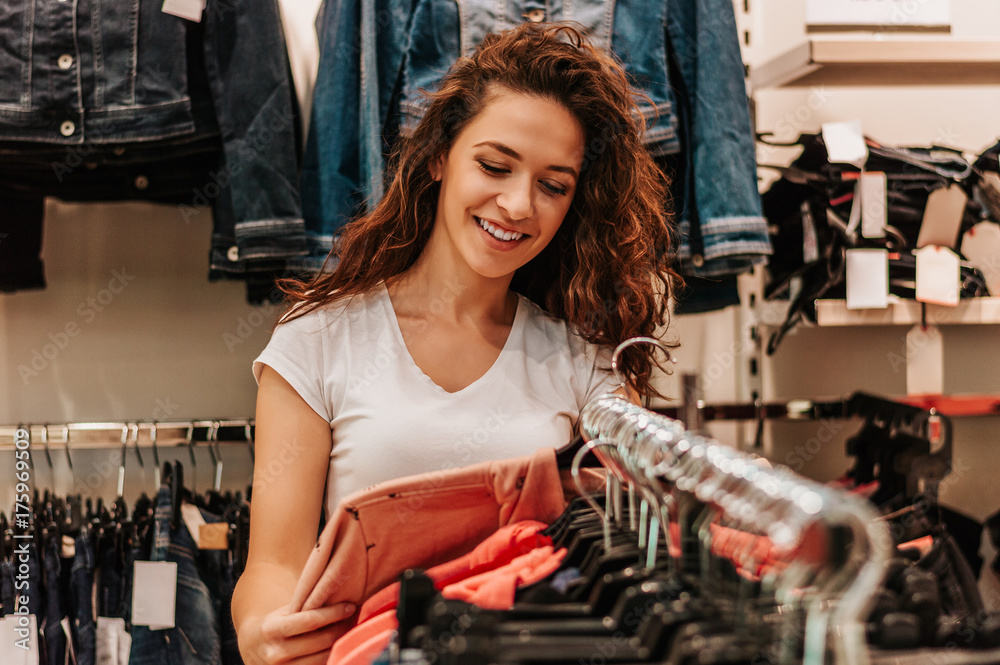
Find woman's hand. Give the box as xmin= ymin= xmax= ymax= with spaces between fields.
xmin=239 ymin=602 xmax=356 ymax=665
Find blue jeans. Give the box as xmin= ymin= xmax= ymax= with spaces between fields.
xmin=97 ymin=539 xmax=121 ymax=619
xmin=71 ymin=533 xmax=96 ymax=665
xmin=1 ymin=560 xmax=14 ymax=615
xmin=43 ymin=538 xmax=66 ymax=665
xmin=128 ymin=483 xmax=221 ymax=665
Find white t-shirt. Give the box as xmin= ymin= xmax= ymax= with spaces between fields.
xmin=253 ymin=282 xmax=618 ymax=516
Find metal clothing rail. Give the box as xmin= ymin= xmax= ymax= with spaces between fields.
xmin=0 ymin=419 xmax=255 ymax=450
xmin=580 ymin=394 xmax=893 ymax=665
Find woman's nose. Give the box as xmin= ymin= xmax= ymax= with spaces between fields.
xmin=496 ymin=178 xmax=534 ymax=220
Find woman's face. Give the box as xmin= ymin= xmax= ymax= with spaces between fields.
xmin=427 ymin=87 xmax=585 ymax=281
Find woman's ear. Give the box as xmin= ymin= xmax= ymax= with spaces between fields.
xmin=429 ymin=154 xmax=444 ymax=181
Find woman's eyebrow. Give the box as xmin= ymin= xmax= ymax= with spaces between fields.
xmin=473 ymin=141 xmax=578 ymax=179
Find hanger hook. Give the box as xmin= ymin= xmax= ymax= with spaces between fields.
xmin=63 ymin=425 xmax=74 ymax=495
xmin=210 ymin=421 xmax=223 ymax=493
xmin=571 ymin=437 xmax=623 ymax=553
xmin=611 ymin=336 xmax=676 ymax=394
xmin=130 ymin=423 xmax=147 ymax=493
xmin=117 ymin=425 xmax=129 ymax=499
xmin=151 ymin=422 xmax=161 ymax=489
xmin=187 ymin=422 xmax=198 ymax=494
xmin=244 ymin=421 xmax=255 ymax=462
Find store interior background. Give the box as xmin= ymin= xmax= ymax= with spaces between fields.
xmin=1 ymin=0 xmax=999 ymax=603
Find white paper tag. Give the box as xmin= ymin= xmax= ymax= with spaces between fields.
xmin=845 ymin=249 xmax=889 ymax=310
xmin=132 ymin=561 xmax=177 ymax=630
xmin=821 ymin=120 xmax=868 ymax=167
xmin=860 ymin=171 xmax=887 ymax=239
xmin=0 ymin=615 xmax=39 ymax=665
xmin=917 ymin=184 xmax=967 ymax=249
xmin=181 ymin=501 xmax=206 ymax=549
xmin=161 ymin=0 xmax=205 ymax=22
xmin=906 ymin=325 xmax=944 ymax=396
xmin=915 ymin=245 xmax=961 ymax=307
xmin=96 ymin=617 xmax=130 ymax=665
xmin=962 ymin=221 xmax=1000 ymax=296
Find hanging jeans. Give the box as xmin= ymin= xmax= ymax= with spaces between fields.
xmin=1 ymin=560 xmax=13 ymax=615
xmin=128 ymin=484 xmax=221 ymax=665
xmin=71 ymin=533 xmax=96 ymax=665
xmin=97 ymin=540 xmax=124 ymax=620
xmin=43 ymin=537 xmax=66 ymax=665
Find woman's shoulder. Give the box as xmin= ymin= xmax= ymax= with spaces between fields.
xmin=275 ymin=285 xmax=389 ymax=336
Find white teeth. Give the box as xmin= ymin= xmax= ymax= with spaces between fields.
xmin=477 ymin=217 xmax=523 ymax=242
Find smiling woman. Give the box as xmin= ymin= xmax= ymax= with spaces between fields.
xmin=233 ymin=22 xmax=679 ymax=665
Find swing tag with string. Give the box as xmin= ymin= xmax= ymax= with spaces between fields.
xmin=906 ymin=308 xmax=944 ymax=396
xmin=132 ymin=561 xmax=177 ymax=629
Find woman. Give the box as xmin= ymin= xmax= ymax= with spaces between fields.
xmin=232 ymin=22 xmax=677 ymax=665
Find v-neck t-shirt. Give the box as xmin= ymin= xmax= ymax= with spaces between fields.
xmin=253 ymin=282 xmax=618 ymax=516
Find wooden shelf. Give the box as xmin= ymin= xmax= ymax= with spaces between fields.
xmin=814 ymin=297 xmax=1000 ymax=326
xmin=750 ymin=39 xmax=1000 ymax=89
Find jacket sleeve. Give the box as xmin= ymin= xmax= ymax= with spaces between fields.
xmin=203 ymin=0 xmax=307 ymax=262
xmin=665 ymin=0 xmax=771 ymax=277
xmin=298 ymin=0 xmax=416 ymax=270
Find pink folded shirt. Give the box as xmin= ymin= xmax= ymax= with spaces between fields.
xmin=290 ymin=447 xmax=568 ymax=634
xmin=331 ymin=523 xmax=566 ymax=665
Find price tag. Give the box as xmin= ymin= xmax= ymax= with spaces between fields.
xmin=915 ymin=245 xmax=960 ymax=306
xmin=132 ymin=561 xmax=177 ymax=629
xmin=961 ymin=221 xmax=1000 ymax=296
xmin=860 ymin=172 xmax=887 ymax=239
xmin=200 ymin=523 xmax=230 ymax=551
xmin=917 ymin=184 xmax=967 ymax=249
xmin=161 ymin=0 xmax=205 ymax=22
xmin=0 ymin=615 xmax=39 ymax=665
xmin=906 ymin=325 xmax=944 ymax=396
xmin=821 ymin=120 xmax=868 ymax=167
xmin=96 ymin=617 xmax=131 ymax=665
xmin=845 ymin=249 xmax=889 ymax=310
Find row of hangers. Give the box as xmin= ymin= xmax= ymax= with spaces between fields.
xmin=396 ymin=393 xmax=892 ymax=665
xmin=1 ymin=421 xmax=256 ymax=573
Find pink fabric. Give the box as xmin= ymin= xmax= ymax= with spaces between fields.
xmin=440 ymin=545 xmax=566 ymax=609
xmin=290 ymin=447 xmax=567 ymax=618
xmin=333 ymin=542 xmax=566 ymax=664
xmin=358 ymin=521 xmax=551 ymax=622
xmin=329 ymin=610 xmax=396 ymax=665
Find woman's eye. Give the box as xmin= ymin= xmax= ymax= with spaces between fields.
xmin=478 ymin=161 xmax=508 ymax=175
xmin=541 ymin=181 xmax=568 ymax=197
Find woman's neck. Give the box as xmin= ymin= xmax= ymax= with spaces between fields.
xmin=387 ymin=256 xmax=516 ymax=326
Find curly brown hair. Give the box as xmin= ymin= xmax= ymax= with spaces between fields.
xmin=279 ymin=22 xmax=679 ymax=398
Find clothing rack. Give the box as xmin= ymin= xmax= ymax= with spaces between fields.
xmin=579 ymin=394 xmax=893 ymax=665
xmin=0 ymin=419 xmax=255 ymax=450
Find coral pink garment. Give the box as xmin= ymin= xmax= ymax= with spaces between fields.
xmin=330 ymin=611 xmax=396 ymax=665
xmin=332 ymin=537 xmax=566 ymax=665
xmin=359 ymin=521 xmax=551 ymax=622
xmin=290 ymin=447 xmax=567 ymax=619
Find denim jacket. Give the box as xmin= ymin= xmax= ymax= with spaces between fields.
xmin=302 ymin=0 xmax=769 ymax=277
xmin=0 ymin=0 xmax=306 ymax=267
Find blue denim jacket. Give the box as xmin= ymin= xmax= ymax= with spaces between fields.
xmin=302 ymin=0 xmax=769 ymax=276
xmin=0 ymin=0 xmax=306 ymax=266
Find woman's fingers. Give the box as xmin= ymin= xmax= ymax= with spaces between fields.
xmin=267 ymin=603 xmax=356 ymax=640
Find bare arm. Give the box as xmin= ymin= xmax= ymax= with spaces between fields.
xmin=232 ymin=366 xmax=354 ymax=665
